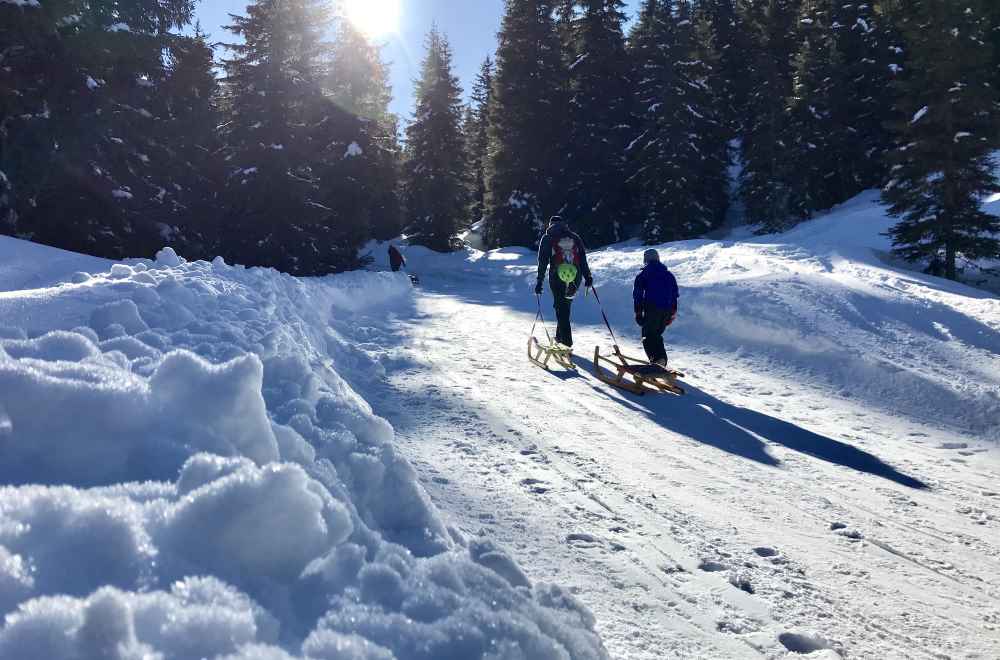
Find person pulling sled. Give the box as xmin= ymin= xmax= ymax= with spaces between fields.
xmin=528 ymin=217 xmax=593 ymax=370
xmin=633 ymin=249 xmax=678 ymax=368
xmin=592 ymin=248 xmax=684 ymax=395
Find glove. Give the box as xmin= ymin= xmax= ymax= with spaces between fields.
xmin=665 ymin=308 xmax=677 ymax=327
xmin=635 ymin=304 xmax=645 ymax=326
xmin=534 ymin=281 xmax=543 ymax=295
xmin=584 ymin=278 xmax=594 ymax=289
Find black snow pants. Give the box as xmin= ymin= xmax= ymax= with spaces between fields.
xmin=550 ymin=279 xmax=575 ymax=347
xmin=641 ymin=302 xmax=672 ymax=363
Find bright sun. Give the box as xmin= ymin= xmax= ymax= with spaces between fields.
xmin=342 ymin=0 xmax=401 ymax=38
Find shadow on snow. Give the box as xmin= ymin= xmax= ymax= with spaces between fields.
xmin=572 ymin=354 xmax=927 ymax=490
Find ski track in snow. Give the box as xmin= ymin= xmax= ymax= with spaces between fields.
xmin=338 ymin=235 xmax=1000 ymax=659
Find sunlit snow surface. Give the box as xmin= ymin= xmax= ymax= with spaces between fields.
xmin=0 ymin=245 xmax=606 ymax=659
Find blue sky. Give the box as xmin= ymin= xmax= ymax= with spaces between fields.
xmin=195 ymin=1 xmax=642 ymax=121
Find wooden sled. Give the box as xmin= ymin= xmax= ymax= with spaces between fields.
xmin=528 ymin=336 xmax=576 ymax=371
xmin=593 ymin=346 xmax=685 ymax=396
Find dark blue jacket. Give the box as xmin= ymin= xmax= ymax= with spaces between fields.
xmin=633 ymin=261 xmax=679 ymax=311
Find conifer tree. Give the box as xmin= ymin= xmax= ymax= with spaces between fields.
xmin=988 ymin=2 xmax=1000 ymax=144
xmin=465 ymin=57 xmax=494 ymax=226
xmin=697 ymin=0 xmax=753 ymax=137
xmin=739 ymin=0 xmax=801 ymax=232
xmin=883 ymin=0 xmax=1000 ymax=281
xmin=628 ymin=0 xmax=729 ymax=243
xmin=402 ymin=28 xmax=468 ymax=251
xmin=483 ymin=0 xmax=568 ymax=248
xmin=0 ymin=0 xmax=196 ymax=258
xmin=159 ymin=26 xmax=223 ymax=257
xmin=785 ymin=0 xmax=898 ymax=219
xmin=559 ymin=0 xmax=633 ymax=245
xmin=327 ymin=20 xmax=402 ymax=241
xmin=221 ymin=0 xmax=368 ymax=273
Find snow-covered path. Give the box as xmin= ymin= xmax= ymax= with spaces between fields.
xmin=340 ymin=245 xmax=1000 ymax=659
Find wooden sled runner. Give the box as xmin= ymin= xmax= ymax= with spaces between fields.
xmin=593 ymin=346 xmax=685 ymax=396
xmin=528 ymin=336 xmax=576 ymax=371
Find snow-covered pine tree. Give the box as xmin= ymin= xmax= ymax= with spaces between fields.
xmin=988 ymin=2 xmax=1000 ymax=145
xmin=628 ymin=0 xmax=728 ymax=243
xmin=326 ymin=19 xmax=402 ymax=241
xmin=785 ymin=0 xmax=898 ymax=220
xmin=689 ymin=6 xmax=733 ymax=230
xmin=883 ymin=0 xmax=1000 ymax=281
xmin=464 ymin=57 xmax=494 ymax=229
xmin=221 ymin=0 xmax=368 ymax=274
xmin=0 ymin=0 xmax=196 ymax=258
xmin=558 ymin=0 xmax=633 ymax=246
xmin=159 ymin=26 xmax=223 ymax=258
xmin=402 ymin=27 xmax=468 ymax=251
xmin=697 ymin=0 xmax=753 ymax=138
xmin=738 ymin=0 xmax=801 ymax=232
xmin=483 ymin=0 xmax=568 ymax=248
xmin=784 ymin=0 xmax=837 ymax=219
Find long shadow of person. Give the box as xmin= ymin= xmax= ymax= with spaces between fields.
xmin=574 ymin=355 xmax=927 ymax=490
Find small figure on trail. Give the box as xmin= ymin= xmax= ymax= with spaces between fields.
xmin=388 ymin=244 xmax=406 ymax=273
xmin=535 ymin=216 xmax=593 ymax=348
xmin=633 ymin=249 xmax=678 ymax=368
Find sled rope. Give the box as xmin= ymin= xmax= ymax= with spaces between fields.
xmin=532 ymin=294 xmax=555 ymax=346
xmin=590 ymin=286 xmax=621 ymax=353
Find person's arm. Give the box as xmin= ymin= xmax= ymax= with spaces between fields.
xmin=578 ymin=237 xmax=593 ymax=287
xmin=667 ymin=272 xmax=679 ymax=324
xmin=536 ymin=235 xmax=551 ymax=287
xmin=633 ymin=272 xmax=646 ymax=324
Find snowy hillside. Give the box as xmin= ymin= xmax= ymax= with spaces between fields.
xmin=0 ymin=184 xmax=998 ymax=660
xmin=0 ymin=241 xmax=605 ymax=659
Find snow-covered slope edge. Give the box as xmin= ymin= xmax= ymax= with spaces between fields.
xmin=0 ymin=240 xmax=607 ymax=660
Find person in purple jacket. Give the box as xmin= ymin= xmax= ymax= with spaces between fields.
xmin=633 ymin=249 xmax=679 ymax=368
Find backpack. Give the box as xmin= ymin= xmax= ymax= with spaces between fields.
xmin=551 ymin=235 xmax=581 ymax=284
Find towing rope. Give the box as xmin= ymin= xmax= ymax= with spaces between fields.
xmin=531 ymin=294 xmax=555 ymax=346
xmin=590 ymin=286 xmax=622 ymax=354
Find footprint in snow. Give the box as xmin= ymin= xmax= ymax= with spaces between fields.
xmin=698 ymin=559 xmax=729 ymax=573
xmin=520 ymin=478 xmax=550 ymax=494
xmin=566 ymin=533 xmax=603 ymax=549
xmin=752 ymin=546 xmax=778 ymax=558
xmin=830 ymin=522 xmax=864 ymax=540
xmin=778 ymin=630 xmax=840 ymax=657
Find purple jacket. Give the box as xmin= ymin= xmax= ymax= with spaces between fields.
xmin=634 ymin=261 xmax=679 ymax=311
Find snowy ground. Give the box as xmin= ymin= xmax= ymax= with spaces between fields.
xmin=1 ymin=188 xmax=998 ymax=659
xmin=347 ymin=193 xmax=1000 ymax=659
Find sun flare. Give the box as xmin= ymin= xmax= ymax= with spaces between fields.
xmin=342 ymin=0 xmax=401 ymax=38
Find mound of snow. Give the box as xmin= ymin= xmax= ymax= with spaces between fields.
xmin=0 ymin=237 xmax=608 ymax=659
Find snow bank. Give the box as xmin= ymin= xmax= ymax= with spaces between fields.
xmin=0 ymin=237 xmax=608 ymax=659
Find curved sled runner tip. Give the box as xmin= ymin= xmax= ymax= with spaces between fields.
xmin=529 ymin=337 xmax=576 ymax=371
xmin=593 ymin=346 xmax=685 ymax=396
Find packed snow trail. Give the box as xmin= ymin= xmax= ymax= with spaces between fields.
xmin=344 ymin=204 xmax=1000 ymax=659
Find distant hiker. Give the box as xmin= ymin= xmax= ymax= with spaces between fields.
xmin=633 ymin=249 xmax=678 ymax=368
xmin=535 ymin=216 xmax=593 ymax=348
xmin=388 ymin=244 xmax=406 ymax=273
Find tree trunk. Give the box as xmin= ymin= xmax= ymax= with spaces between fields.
xmin=945 ymin=243 xmax=957 ymax=281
